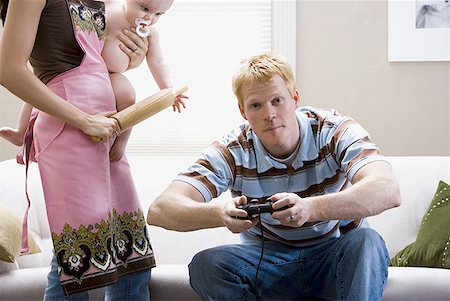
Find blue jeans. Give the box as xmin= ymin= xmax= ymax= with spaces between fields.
xmin=189 ymin=228 xmax=389 ymax=301
xmin=44 ymin=255 xmax=151 ymax=301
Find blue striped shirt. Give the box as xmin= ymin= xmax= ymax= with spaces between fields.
xmin=176 ymin=107 xmax=386 ymax=246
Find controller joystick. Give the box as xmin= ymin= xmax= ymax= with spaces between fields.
xmin=236 ymin=199 xmax=289 ymax=219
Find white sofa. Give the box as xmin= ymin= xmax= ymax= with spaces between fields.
xmin=0 ymin=155 xmax=449 ymax=301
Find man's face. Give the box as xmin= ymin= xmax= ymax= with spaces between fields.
xmin=126 ymin=0 xmax=173 ymax=26
xmin=239 ymin=75 xmax=300 ymax=158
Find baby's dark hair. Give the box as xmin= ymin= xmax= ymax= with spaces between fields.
xmin=1 ymin=0 xmax=9 ymax=25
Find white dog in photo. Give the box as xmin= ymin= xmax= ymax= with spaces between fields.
xmin=416 ymin=0 xmax=450 ymax=28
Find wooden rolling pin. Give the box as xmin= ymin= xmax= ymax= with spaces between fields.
xmin=114 ymin=86 xmax=188 ymax=132
xmin=94 ymin=86 xmax=188 ymax=142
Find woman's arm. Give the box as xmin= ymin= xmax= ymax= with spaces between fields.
xmin=0 ymin=0 xmax=118 ymax=141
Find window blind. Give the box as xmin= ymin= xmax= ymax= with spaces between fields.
xmin=124 ymin=0 xmax=296 ymax=155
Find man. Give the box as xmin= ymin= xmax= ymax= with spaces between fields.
xmin=147 ymin=53 xmax=401 ymax=300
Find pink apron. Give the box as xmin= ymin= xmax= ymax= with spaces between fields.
xmin=21 ymin=0 xmax=155 ymax=295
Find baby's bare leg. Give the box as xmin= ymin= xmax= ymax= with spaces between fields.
xmin=0 ymin=103 xmax=33 ymax=146
xmin=109 ymin=73 xmax=136 ymax=161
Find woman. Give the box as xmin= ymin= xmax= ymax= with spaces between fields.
xmin=0 ymin=0 xmax=155 ymax=299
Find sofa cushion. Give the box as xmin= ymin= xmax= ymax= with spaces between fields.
xmin=0 ymin=204 xmax=41 ymax=263
xmin=390 ymin=180 xmax=450 ymax=268
xmin=383 ymin=267 xmax=450 ymax=301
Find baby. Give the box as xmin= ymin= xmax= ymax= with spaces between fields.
xmin=0 ymin=0 xmax=187 ymax=161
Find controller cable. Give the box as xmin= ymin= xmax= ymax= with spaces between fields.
xmin=254 ymin=208 xmax=265 ymax=296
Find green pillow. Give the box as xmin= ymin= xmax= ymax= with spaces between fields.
xmin=390 ymin=180 xmax=450 ymax=268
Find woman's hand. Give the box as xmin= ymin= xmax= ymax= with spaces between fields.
xmin=80 ymin=111 xmax=120 ymax=142
xmin=118 ymin=27 xmax=149 ymax=69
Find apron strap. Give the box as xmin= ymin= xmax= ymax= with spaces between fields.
xmin=20 ymin=113 xmax=37 ymax=254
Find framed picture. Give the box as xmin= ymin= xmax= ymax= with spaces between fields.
xmin=388 ymin=0 xmax=450 ymax=62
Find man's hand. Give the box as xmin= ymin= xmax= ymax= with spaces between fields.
xmin=221 ymin=196 xmax=257 ymax=233
xmin=270 ymin=192 xmax=312 ymax=227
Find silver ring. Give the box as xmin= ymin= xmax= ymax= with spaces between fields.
xmin=290 ymin=215 xmax=295 ymax=221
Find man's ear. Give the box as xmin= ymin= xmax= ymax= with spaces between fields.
xmin=239 ymin=104 xmax=248 ymax=120
xmin=293 ymin=89 xmax=300 ymax=108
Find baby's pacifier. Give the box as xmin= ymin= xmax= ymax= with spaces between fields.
xmin=135 ymin=18 xmax=152 ymax=37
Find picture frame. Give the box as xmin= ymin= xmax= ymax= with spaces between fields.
xmin=388 ymin=0 xmax=450 ymax=62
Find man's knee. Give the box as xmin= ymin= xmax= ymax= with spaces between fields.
xmin=189 ymin=248 xmax=221 ymax=280
xmin=349 ymin=228 xmax=385 ymax=245
xmin=189 ymin=246 xmax=239 ymax=282
xmin=343 ymin=228 xmax=389 ymax=260
xmin=189 ymin=248 xmax=210 ymax=276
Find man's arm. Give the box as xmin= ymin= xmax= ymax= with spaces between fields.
xmin=310 ymin=160 xmax=401 ymax=220
xmin=271 ymin=160 xmax=401 ymax=226
xmin=147 ymin=180 xmax=256 ymax=232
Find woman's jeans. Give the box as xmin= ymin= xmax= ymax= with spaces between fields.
xmin=189 ymin=228 xmax=390 ymax=301
xmin=44 ymin=255 xmax=151 ymax=301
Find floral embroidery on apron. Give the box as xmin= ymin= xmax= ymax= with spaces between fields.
xmin=53 ymin=209 xmax=150 ymax=284
xmin=68 ymin=1 xmax=107 ymax=40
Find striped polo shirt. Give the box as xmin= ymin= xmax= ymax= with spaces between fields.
xmin=176 ymin=106 xmax=386 ymax=247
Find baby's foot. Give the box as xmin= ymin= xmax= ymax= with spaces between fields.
xmin=109 ymin=135 xmax=128 ymax=161
xmin=0 ymin=127 xmax=24 ymax=146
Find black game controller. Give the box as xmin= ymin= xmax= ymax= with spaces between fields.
xmin=236 ymin=199 xmax=289 ymax=219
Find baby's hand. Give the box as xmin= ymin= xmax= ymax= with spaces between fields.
xmin=172 ymin=94 xmax=188 ymax=113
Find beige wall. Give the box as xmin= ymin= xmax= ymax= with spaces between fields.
xmin=1 ymin=0 xmax=449 ymax=161
xmin=296 ymin=0 xmax=449 ymax=156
